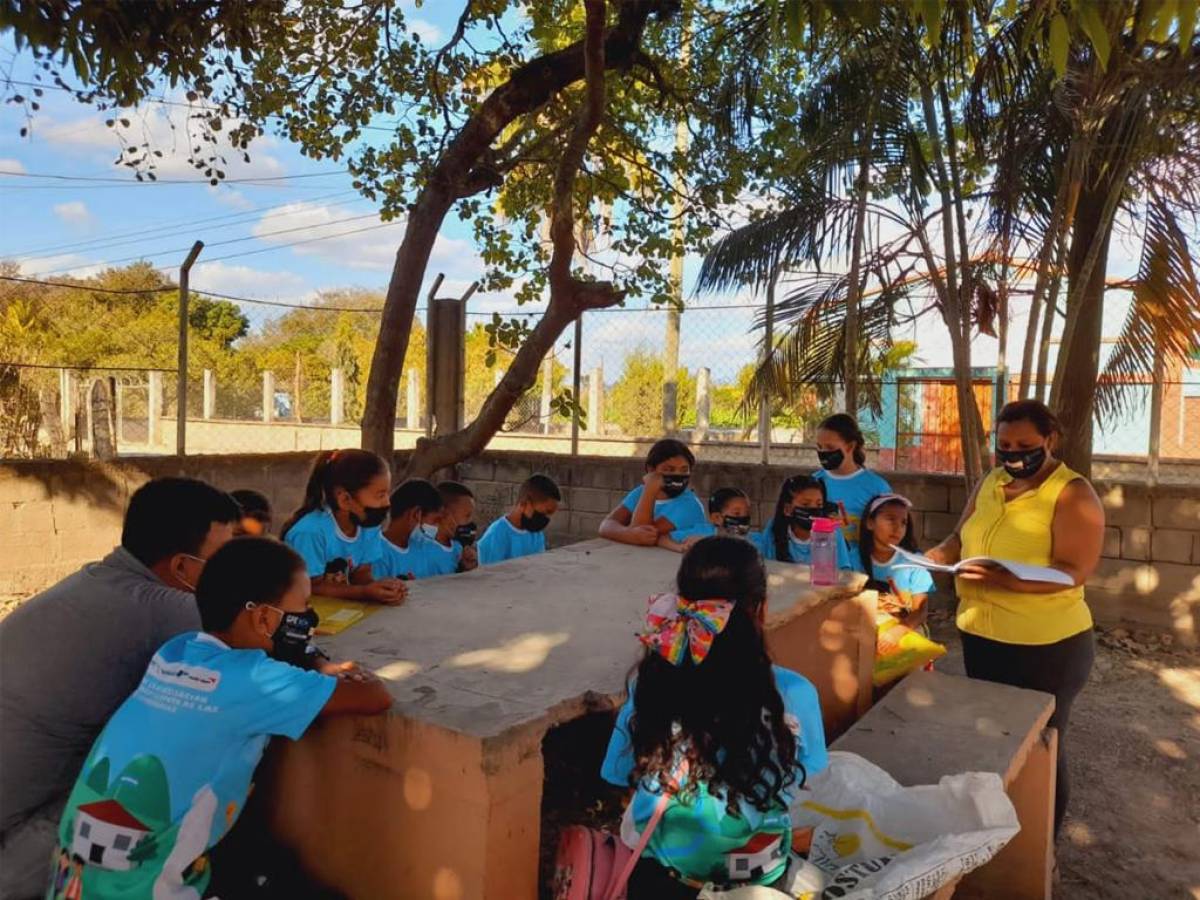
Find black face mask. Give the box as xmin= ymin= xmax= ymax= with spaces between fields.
xmin=352 ymin=505 xmax=389 ymax=529
xmin=817 ymin=449 xmax=845 ymax=471
xmin=454 ymin=522 xmax=478 ymax=547
xmin=721 ymin=515 xmax=751 ymax=536
xmin=520 ymin=511 xmax=551 ymax=532
xmin=660 ymin=474 xmax=690 ymax=498
xmin=789 ymin=506 xmax=830 ymax=531
xmin=996 ymin=445 xmax=1047 ymax=480
xmin=271 ymin=608 xmax=320 ymax=669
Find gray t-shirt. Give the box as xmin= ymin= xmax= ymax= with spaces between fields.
xmin=0 ymin=547 xmax=200 ymax=833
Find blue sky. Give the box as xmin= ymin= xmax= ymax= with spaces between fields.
xmin=0 ymin=6 xmax=1162 ymax=388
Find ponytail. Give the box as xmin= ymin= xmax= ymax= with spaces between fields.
xmin=280 ymin=449 xmax=388 ymax=539
xmin=818 ymin=413 xmax=867 ymax=466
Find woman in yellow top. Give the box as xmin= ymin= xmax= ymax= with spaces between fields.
xmin=927 ymin=399 xmax=1104 ymax=836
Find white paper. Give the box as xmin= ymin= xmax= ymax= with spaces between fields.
xmin=889 ymin=546 xmax=1075 ymax=586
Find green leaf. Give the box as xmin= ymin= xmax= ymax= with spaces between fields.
xmin=1151 ymin=0 xmax=1178 ymax=41
xmin=920 ymin=0 xmax=942 ymax=47
xmin=1049 ymin=13 xmax=1069 ymax=78
xmin=1180 ymin=0 xmax=1198 ymax=47
xmin=1078 ymin=4 xmax=1111 ymax=69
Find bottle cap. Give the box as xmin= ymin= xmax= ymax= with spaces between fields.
xmin=811 ymin=517 xmax=837 ymax=533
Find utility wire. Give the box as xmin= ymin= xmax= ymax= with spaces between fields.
xmin=0 ymin=169 xmax=350 ymax=185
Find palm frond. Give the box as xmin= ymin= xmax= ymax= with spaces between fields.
xmin=1097 ymin=195 xmax=1200 ymax=420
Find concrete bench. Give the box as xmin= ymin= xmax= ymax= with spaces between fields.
xmin=261 ymin=538 xmax=877 ymax=899
xmin=833 ymin=669 xmax=1057 ymax=900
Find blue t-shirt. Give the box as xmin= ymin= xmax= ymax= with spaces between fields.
xmin=421 ymin=536 xmax=465 ymax=576
xmin=812 ymin=468 xmax=892 ymax=547
xmin=601 ymin=666 xmax=828 ymax=886
xmin=620 ymin=486 xmax=709 ymax=541
xmin=477 ymin=517 xmax=547 ymax=566
xmin=373 ymin=531 xmax=445 ymax=580
xmin=283 ymin=509 xmax=383 ymax=578
xmin=50 ymin=633 xmax=334 ymax=899
xmin=868 ymin=548 xmax=936 ymax=596
xmin=757 ymin=520 xmax=855 ymax=570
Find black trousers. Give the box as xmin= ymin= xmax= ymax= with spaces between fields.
xmin=960 ymin=628 xmax=1094 ymax=836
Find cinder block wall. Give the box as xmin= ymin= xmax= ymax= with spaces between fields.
xmin=1 ymin=451 xmax=1196 ymax=640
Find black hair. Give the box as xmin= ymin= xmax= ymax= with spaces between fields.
xmin=770 ymin=474 xmax=827 ymax=564
xmin=629 ymin=536 xmax=798 ymax=815
xmin=122 ymin=477 xmax=241 ymax=568
xmin=708 ymin=487 xmax=748 ymax=515
xmin=195 ymin=537 xmax=306 ymax=632
xmin=818 ymin=413 xmax=867 ymax=466
xmin=231 ymin=489 xmax=271 ymax=521
xmin=280 ymin=449 xmax=388 ymax=539
xmin=996 ymin=399 xmax=1063 ymax=438
xmin=519 ymin=473 xmax=561 ymax=503
xmin=437 ymin=480 xmax=475 ymax=502
xmin=389 ymin=478 xmax=443 ymax=517
xmin=645 ymin=438 xmax=695 ymax=471
xmin=857 ymin=494 xmax=919 ymax=579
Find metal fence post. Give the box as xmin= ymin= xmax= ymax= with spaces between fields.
xmin=176 ymin=241 xmax=203 ymax=455
xmin=571 ymin=314 xmax=583 ymax=456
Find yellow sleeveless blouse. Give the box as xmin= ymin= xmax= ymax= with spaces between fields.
xmin=956 ymin=462 xmax=1093 ymax=645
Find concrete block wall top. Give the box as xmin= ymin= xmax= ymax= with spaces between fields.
xmin=322 ymin=538 xmax=867 ymax=753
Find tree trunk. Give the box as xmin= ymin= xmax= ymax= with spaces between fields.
xmin=359 ymin=0 xmax=666 ymax=459
xmin=1051 ymin=182 xmax=1115 ymax=477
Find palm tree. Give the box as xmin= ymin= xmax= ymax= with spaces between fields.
xmin=971 ymin=1 xmax=1200 ymax=475
xmin=698 ymin=2 xmax=995 ymax=484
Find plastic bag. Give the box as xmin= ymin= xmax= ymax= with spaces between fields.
xmin=698 ymin=752 xmax=1019 ymax=900
xmin=873 ymin=615 xmax=945 ymax=688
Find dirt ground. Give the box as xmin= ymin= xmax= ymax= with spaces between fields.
xmin=927 ymin=605 xmax=1200 ymax=900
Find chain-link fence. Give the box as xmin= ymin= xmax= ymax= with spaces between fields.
xmin=2 ymin=272 xmax=1197 ymax=483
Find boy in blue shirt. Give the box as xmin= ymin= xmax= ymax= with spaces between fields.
xmin=46 ymin=538 xmax=390 ymax=900
xmin=424 ymin=482 xmax=480 ymax=576
xmin=599 ymin=439 xmax=709 ymax=547
xmin=375 ymin=479 xmax=445 ymax=580
xmin=477 ymin=474 xmax=561 ymax=566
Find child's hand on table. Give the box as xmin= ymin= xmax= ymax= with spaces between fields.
xmin=460 ymin=545 xmax=479 ymax=571
xmin=319 ymin=660 xmax=378 ymax=683
xmin=363 ymin=579 xmax=407 ymax=605
xmin=628 ymin=524 xmax=660 ymax=546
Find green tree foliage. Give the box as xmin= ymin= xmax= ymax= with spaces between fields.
xmin=607 ymin=346 xmax=696 ymax=437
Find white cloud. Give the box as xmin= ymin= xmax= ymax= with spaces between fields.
xmin=14 ymin=253 xmax=106 ymax=279
xmin=409 ymin=17 xmax=443 ymax=44
xmin=30 ymin=106 xmax=286 ymax=181
xmin=184 ymin=260 xmax=310 ymax=301
xmin=53 ymin=200 xmax=93 ymax=227
xmin=212 ymin=188 xmax=254 ymax=211
xmin=246 ymin=201 xmax=482 ymax=280
xmin=0 ymin=158 xmax=26 ymax=174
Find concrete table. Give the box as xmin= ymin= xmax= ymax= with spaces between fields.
xmin=263 ymin=539 xmax=877 ymax=900
xmin=833 ymin=669 xmax=1057 ymax=900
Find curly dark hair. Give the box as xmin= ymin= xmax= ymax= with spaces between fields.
xmin=629 ymin=536 xmax=800 ymax=815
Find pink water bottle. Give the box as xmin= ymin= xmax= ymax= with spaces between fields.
xmin=810 ymin=517 xmax=838 ymax=586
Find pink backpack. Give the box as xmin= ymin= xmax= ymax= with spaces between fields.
xmin=552 ymin=761 xmax=687 ymax=900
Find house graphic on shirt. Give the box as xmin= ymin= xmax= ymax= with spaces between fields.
xmin=70 ymin=799 xmax=151 ymax=870
xmin=726 ymin=831 xmax=786 ymax=882
xmin=66 ymin=753 xmax=172 ymax=873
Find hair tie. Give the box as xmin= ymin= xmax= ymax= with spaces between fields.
xmin=639 ymin=593 xmax=735 ymax=666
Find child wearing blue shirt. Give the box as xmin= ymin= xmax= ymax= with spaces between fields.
xmin=46 ymin=538 xmax=390 ymax=900
xmin=657 ymin=487 xmax=754 ymax=552
xmin=280 ymin=449 xmax=406 ymax=605
xmin=423 ymin=481 xmax=479 ymax=576
xmin=599 ymin=439 xmax=708 ymax=547
xmin=858 ymin=493 xmax=935 ymax=629
xmin=759 ymin=474 xmax=854 ymax=569
xmin=601 ymin=536 xmax=827 ymax=892
xmin=813 ymin=413 xmax=893 ymax=548
xmin=375 ymin=479 xmax=445 ymax=580
xmin=477 ymin=474 xmax=561 ymax=566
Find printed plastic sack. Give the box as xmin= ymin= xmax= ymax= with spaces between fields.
xmin=873 ymin=615 xmax=945 ymax=688
xmin=698 ymin=752 xmax=1018 ymax=900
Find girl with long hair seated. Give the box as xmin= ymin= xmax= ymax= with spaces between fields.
xmin=601 ymin=536 xmax=828 ymax=897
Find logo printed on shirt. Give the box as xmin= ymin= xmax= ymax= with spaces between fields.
xmin=146 ymin=656 xmax=221 ymax=692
